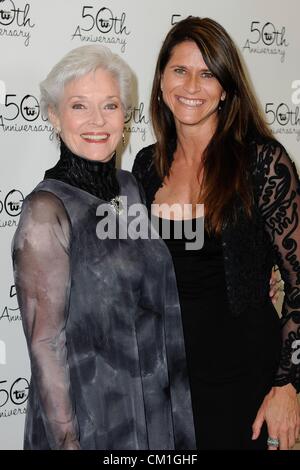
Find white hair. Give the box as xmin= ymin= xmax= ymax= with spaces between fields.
xmin=40 ymin=45 xmax=133 ymax=117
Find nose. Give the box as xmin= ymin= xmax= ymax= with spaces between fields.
xmin=184 ymin=73 xmax=201 ymax=94
xmin=90 ymin=106 xmax=105 ymax=126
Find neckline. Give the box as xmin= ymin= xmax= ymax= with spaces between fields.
xmin=151 ymin=214 xmax=204 ymax=222
xmin=59 ymin=138 xmax=117 ymax=172
xmin=43 ymin=139 xmax=120 ymax=201
xmin=42 ymin=177 xmax=119 ymax=204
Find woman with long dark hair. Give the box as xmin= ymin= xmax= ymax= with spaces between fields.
xmin=133 ymin=17 xmax=300 ymax=450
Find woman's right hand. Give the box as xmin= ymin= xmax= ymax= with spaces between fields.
xmin=64 ymin=442 xmax=81 ymax=450
xmin=269 ymin=269 xmax=283 ymax=305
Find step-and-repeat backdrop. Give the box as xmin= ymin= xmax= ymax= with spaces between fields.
xmin=0 ymin=0 xmax=299 ymax=449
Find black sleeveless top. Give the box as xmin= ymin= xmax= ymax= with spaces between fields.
xmin=154 ymin=217 xmax=248 ymax=383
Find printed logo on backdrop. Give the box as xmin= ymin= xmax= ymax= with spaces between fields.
xmin=171 ymin=14 xmax=185 ymax=25
xmin=0 ymin=339 xmax=6 ymax=364
xmin=0 ymin=377 xmax=29 ymax=419
xmin=0 ymin=287 xmax=28 ymax=419
xmin=0 ymin=88 xmax=53 ymax=137
xmin=171 ymin=16 xmax=289 ymax=63
xmin=72 ymin=5 xmax=131 ymax=53
xmin=0 ymin=80 xmax=5 ymax=104
xmin=0 ymin=189 xmax=24 ymax=228
xmin=243 ymin=21 xmax=289 ymax=63
xmin=265 ymin=101 xmax=300 ymax=142
xmin=0 ymin=285 xmax=21 ymax=323
xmin=124 ymin=102 xmax=149 ymax=143
xmin=292 ymin=81 xmax=300 ymax=106
xmin=0 ymin=0 xmax=35 ymax=47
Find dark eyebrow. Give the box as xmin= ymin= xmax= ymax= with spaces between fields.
xmin=169 ymin=64 xmax=211 ymax=71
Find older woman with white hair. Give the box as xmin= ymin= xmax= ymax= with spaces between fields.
xmin=12 ymin=45 xmax=195 ymax=450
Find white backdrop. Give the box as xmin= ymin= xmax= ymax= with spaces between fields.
xmin=0 ymin=0 xmax=299 ymax=449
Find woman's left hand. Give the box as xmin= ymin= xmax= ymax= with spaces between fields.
xmin=252 ymin=383 xmax=300 ymax=449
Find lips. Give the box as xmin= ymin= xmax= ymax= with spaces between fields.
xmin=80 ymin=133 xmax=110 ymax=143
xmin=176 ymin=96 xmax=204 ymax=107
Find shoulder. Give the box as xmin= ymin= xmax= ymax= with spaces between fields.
xmin=134 ymin=143 xmax=156 ymax=160
xmin=117 ymin=168 xmax=138 ymax=187
xmin=117 ymin=169 xmax=143 ymax=199
xmin=12 ymin=185 xmax=71 ymax=251
xmin=250 ymin=138 xmax=295 ymax=173
xmin=17 ymin=188 xmax=69 ymax=237
xmin=13 ymin=189 xmax=70 ymax=253
xmin=23 ymin=188 xmax=67 ymax=219
xmin=132 ymin=143 xmax=156 ymax=175
xmin=251 ymin=137 xmax=287 ymax=158
xmin=250 ymin=138 xmax=300 ymax=198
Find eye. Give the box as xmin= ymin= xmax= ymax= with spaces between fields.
xmin=104 ymin=103 xmax=118 ymax=110
xmin=201 ymin=71 xmax=214 ymax=78
xmin=72 ymin=103 xmax=85 ymax=109
xmin=174 ymin=67 xmax=186 ymax=75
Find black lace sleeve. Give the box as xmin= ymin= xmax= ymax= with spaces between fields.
xmin=256 ymin=141 xmax=300 ymax=392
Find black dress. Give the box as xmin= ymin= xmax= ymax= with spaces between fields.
xmin=155 ymin=217 xmax=279 ymax=449
xmin=133 ymin=139 xmax=300 ymax=450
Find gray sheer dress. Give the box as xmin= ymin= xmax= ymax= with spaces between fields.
xmin=12 ymin=145 xmax=195 ymax=450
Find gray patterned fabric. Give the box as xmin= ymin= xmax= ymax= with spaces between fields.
xmin=12 ymin=171 xmax=196 ymax=450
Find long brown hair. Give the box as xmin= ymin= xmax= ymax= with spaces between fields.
xmin=150 ymin=17 xmax=273 ymax=233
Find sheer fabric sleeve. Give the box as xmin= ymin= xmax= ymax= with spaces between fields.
xmin=256 ymin=142 xmax=300 ymax=392
xmin=12 ymin=190 xmax=80 ymax=449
